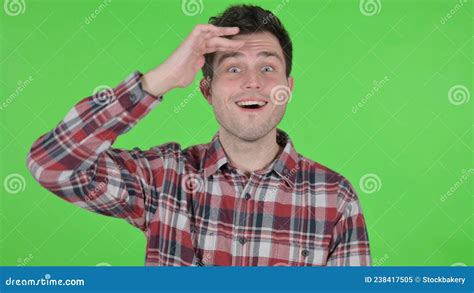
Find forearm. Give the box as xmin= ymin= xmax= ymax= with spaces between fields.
xmin=25 ymin=71 xmax=166 ymax=230
xmin=141 ymin=64 xmax=176 ymax=97
xmin=26 ymin=71 xmax=160 ymax=178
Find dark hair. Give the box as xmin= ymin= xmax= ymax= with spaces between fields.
xmin=202 ymin=4 xmax=293 ymax=80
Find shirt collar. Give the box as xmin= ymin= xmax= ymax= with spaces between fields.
xmin=202 ymin=129 xmax=299 ymax=187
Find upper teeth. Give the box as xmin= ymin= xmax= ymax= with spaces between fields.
xmin=236 ymin=101 xmax=267 ymax=106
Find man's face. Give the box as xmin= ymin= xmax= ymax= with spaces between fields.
xmin=201 ymin=32 xmax=293 ymax=142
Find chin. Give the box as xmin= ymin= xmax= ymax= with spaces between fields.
xmin=232 ymin=125 xmax=274 ymax=142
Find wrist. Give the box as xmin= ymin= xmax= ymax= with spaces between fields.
xmin=141 ymin=65 xmax=175 ymax=97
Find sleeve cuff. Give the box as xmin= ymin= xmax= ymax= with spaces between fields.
xmin=133 ymin=71 xmax=163 ymax=101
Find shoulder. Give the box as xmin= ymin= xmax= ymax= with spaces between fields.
xmin=108 ymin=141 xmax=184 ymax=164
xmin=297 ymin=154 xmax=358 ymax=200
xmin=109 ymin=141 xmax=210 ymax=171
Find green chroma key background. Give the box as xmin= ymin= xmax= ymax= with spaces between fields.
xmin=0 ymin=0 xmax=471 ymax=266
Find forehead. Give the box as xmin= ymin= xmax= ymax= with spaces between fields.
xmin=214 ymin=32 xmax=284 ymax=62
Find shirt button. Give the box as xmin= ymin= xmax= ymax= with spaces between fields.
xmin=244 ymin=193 xmax=251 ymax=200
xmin=238 ymin=237 xmax=247 ymax=245
xmin=301 ymin=249 xmax=309 ymax=257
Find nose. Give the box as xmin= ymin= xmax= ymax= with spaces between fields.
xmin=242 ymin=70 xmax=262 ymax=90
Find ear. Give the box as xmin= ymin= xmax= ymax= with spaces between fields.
xmin=287 ymin=76 xmax=294 ymax=91
xmin=200 ymin=77 xmax=212 ymax=105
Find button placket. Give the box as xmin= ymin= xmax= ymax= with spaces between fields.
xmin=236 ymin=173 xmax=256 ymax=226
xmin=235 ymin=173 xmax=259 ymax=266
xmin=240 ymin=172 xmax=262 ymax=201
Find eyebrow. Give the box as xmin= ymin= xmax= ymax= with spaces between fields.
xmin=215 ymin=51 xmax=284 ymax=67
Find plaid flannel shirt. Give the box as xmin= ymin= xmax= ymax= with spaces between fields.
xmin=26 ymin=72 xmax=372 ymax=266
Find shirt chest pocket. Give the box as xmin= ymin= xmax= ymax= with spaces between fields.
xmin=269 ymin=241 xmax=329 ymax=266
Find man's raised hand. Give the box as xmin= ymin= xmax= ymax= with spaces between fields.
xmin=141 ymin=24 xmax=245 ymax=97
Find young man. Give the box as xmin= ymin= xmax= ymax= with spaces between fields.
xmin=27 ymin=5 xmax=371 ymax=266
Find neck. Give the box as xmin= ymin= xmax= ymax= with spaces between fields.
xmin=218 ymin=128 xmax=282 ymax=177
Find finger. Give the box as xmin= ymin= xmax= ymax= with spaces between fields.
xmin=204 ymin=37 xmax=245 ymax=53
xmin=204 ymin=43 xmax=245 ymax=54
xmin=198 ymin=24 xmax=240 ymax=37
xmin=204 ymin=46 xmax=239 ymax=54
xmin=213 ymin=26 xmax=240 ymax=37
xmin=202 ymin=30 xmax=215 ymax=40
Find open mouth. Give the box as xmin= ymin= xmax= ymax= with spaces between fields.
xmin=235 ymin=100 xmax=268 ymax=110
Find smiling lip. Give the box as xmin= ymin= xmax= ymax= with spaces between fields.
xmin=234 ymin=97 xmax=269 ymax=112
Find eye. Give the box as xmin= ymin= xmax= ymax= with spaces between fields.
xmin=227 ymin=66 xmax=241 ymax=73
xmin=262 ymin=65 xmax=274 ymax=72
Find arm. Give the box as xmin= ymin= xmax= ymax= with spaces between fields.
xmin=26 ymin=72 xmax=164 ymax=231
xmin=326 ymin=177 xmax=372 ymax=266
xmin=26 ymin=25 xmax=245 ymax=231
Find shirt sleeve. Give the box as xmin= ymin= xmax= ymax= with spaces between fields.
xmin=326 ymin=177 xmax=372 ymax=266
xmin=26 ymin=71 xmax=165 ymax=232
